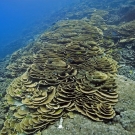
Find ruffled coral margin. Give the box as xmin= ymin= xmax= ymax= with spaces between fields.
xmin=1 ymin=20 xmax=118 ymax=135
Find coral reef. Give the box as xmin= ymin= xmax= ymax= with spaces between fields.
xmin=1 ymin=0 xmax=135 ymax=134
xmin=0 ymin=20 xmax=118 ymax=134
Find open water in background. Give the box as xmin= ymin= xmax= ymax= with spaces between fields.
xmin=0 ymin=0 xmax=79 ymax=58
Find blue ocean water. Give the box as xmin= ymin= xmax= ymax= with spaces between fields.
xmin=0 ymin=0 xmax=78 ymax=58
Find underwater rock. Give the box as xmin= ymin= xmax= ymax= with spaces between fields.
xmin=119 ymin=110 xmax=135 ymax=132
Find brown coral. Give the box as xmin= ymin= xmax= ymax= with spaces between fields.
xmin=1 ymin=19 xmax=118 ymax=135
